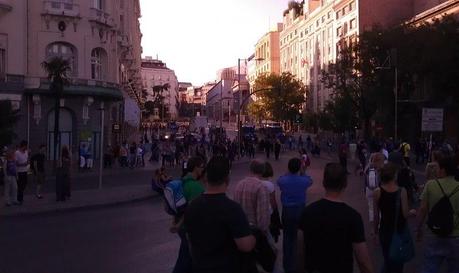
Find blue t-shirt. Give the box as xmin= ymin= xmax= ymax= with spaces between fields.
xmin=277 ymin=174 xmax=313 ymax=207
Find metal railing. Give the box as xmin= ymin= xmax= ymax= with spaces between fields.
xmin=43 ymin=1 xmax=80 ymax=17
xmin=89 ymin=7 xmax=115 ymax=27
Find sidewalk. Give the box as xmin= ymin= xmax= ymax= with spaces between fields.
xmin=1 ymin=184 xmax=157 ymax=217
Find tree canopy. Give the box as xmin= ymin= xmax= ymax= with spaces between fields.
xmin=250 ymin=72 xmax=307 ymax=123
xmin=318 ymin=15 xmax=459 ymax=138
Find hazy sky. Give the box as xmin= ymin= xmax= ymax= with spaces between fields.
xmin=139 ymin=0 xmax=290 ymax=86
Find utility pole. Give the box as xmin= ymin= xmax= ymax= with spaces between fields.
xmin=98 ymin=101 xmax=105 ymax=189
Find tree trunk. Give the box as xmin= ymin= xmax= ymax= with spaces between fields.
xmin=53 ymin=95 xmax=60 ymax=169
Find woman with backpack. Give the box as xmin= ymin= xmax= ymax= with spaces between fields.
xmin=365 ymin=152 xmax=385 ymax=223
xmin=373 ymin=163 xmax=413 ymax=273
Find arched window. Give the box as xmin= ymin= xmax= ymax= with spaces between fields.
xmin=91 ymin=48 xmax=107 ymax=80
xmin=46 ymin=42 xmax=77 ymax=76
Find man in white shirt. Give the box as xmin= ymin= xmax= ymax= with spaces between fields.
xmin=15 ymin=141 xmax=29 ymax=204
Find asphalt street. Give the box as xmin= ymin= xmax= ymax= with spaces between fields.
xmin=0 ymin=151 xmax=431 ymax=273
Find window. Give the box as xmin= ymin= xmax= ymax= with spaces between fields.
xmin=337 ymin=27 xmax=342 ymax=36
xmin=350 ymin=19 xmax=356 ymax=29
xmin=350 ymin=1 xmax=356 ymax=10
xmin=120 ymin=0 xmax=124 ymax=9
xmin=91 ymin=48 xmax=107 ymax=80
xmin=336 ymin=10 xmax=341 ymax=19
xmin=342 ymin=7 xmax=346 ymax=16
xmin=328 ymin=11 xmax=332 ymax=19
xmin=120 ymin=15 xmax=124 ymax=32
xmin=0 ymin=48 xmax=5 ymax=81
xmin=46 ymin=42 xmax=77 ymax=76
xmin=93 ymin=0 xmax=103 ymax=10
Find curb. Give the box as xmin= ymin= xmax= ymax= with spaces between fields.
xmin=1 ymin=190 xmax=160 ymax=218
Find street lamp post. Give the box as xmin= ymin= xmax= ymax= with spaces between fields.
xmin=375 ymin=49 xmax=398 ymax=140
xmin=236 ymin=57 xmax=264 ymax=154
xmin=237 ymin=87 xmax=273 ymax=156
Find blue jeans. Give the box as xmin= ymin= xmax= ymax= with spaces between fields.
xmin=422 ymin=234 xmax=459 ymax=273
xmin=282 ymin=205 xmax=304 ymax=273
xmin=173 ymin=229 xmax=192 ymax=273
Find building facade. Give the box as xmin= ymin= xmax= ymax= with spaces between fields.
xmin=0 ymin=0 xmax=143 ymax=159
xmin=141 ymin=57 xmax=179 ymax=120
xmin=279 ymin=0 xmax=414 ymax=113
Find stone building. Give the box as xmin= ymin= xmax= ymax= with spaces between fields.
xmin=279 ymin=0 xmax=414 ymax=112
xmin=0 ymin=0 xmax=143 ymax=159
xmin=141 ymin=57 xmax=179 ymax=120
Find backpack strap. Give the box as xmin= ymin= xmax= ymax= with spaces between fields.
xmin=436 ymin=179 xmax=459 ymax=199
xmin=436 ymin=179 xmax=448 ymax=197
xmin=448 ymin=185 xmax=459 ymax=199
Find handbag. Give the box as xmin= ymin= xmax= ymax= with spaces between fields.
xmin=251 ymin=227 xmax=277 ymax=272
xmin=269 ymin=208 xmax=282 ymax=243
xmin=388 ymin=189 xmax=415 ymax=263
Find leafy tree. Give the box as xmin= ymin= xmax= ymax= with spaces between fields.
xmin=321 ymin=41 xmax=381 ymax=137
xmin=358 ymin=16 xmax=459 ymax=138
xmin=41 ymin=57 xmax=70 ymax=163
xmin=0 ymin=100 xmax=19 ymax=147
xmin=252 ymin=72 xmax=307 ymax=123
xmin=247 ymin=100 xmax=267 ymax=124
xmin=143 ymin=83 xmax=171 ymax=120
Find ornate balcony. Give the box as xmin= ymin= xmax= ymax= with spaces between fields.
xmin=42 ymin=1 xmax=80 ymax=18
xmin=89 ymin=8 xmax=115 ymax=28
xmin=0 ymin=0 xmax=12 ymax=12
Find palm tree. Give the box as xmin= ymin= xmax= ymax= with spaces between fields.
xmin=152 ymin=83 xmax=170 ymax=121
xmin=41 ymin=57 xmax=70 ymax=166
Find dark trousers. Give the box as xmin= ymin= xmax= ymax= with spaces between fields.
xmin=265 ymin=148 xmax=271 ymax=159
xmin=17 ymin=172 xmax=28 ymax=203
xmin=339 ymin=156 xmax=348 ymax=171
xmin=173 ymin=229 xmax=192 ymax=273
xmin=56 ymin=170 xmax=70 ymax=201
xmin=282 ymin=205 xmax=304 ymax=273
xmin=275 ymin=149 xmax=280 ymax=160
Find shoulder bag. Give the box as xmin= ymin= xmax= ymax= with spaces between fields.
xmin=389 ymin=189 xmax=415 ymax=263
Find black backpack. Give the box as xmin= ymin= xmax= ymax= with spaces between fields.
xmin=426 ymin=180 xmax=459 ymax=237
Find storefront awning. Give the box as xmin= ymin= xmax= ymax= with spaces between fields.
xmin=25 ymin=82 xmax=123 ymax=100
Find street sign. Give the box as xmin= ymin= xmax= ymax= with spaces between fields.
xmin=422 ymin=108 xmax=443 ymax=132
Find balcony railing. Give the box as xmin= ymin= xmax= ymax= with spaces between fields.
xmin=0 ymin=0 xmax=12 ymax=12
xmin=42 ymin=1 xmax=80 ymax=17
xmin=89 ymin=8 xmax=115 ymax=27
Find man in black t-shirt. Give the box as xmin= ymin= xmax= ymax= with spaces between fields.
xmin=30 ymin=145 xmax=46 ymax=199
xmin=299 ymin=163 xmax=374 ymax=273
xmin=184 ymin=156 xmax=256 ymax=273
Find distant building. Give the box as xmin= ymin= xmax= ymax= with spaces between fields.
xmin=141 ymin=57 xmax=179 ymax=120
xmin=0 ymin=0 xmax=143 ymax=158
xmin=280 ymin=0 xmax=414 ymax=112
xmin=206 ymin=67 xmax=249 ymax=126
xmin=178 ymin=82 xmax=192 ymax=103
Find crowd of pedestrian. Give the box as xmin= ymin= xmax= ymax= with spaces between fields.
xmin=158 ymin=131 xmax=459 ymax=273
xmin=1 ymin=140 xmax=73 ymax=205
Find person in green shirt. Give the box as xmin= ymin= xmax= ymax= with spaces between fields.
xmin=171 ymin=156 xmax=206 ymax=273
xmin=182 ymin=157 xmax=206 ymax=202
xmin=416 ymin=156 xmax=459 ymax=273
